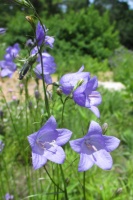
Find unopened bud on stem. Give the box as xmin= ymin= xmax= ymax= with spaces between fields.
xmin=13 ymin=0 xmax=31 ymax=8
xmin=26 ymin=16 xmax=35 ymax=29
xmin=102 ymin=123 xmax=108 ymax=134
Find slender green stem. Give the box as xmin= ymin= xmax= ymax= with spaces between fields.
xmin=0 ymin=169 xmax=5 ymax=197
xmin=38 ymin=48 xmax=50 ymax=118
xmin=1 ymin=154 xmax=10 ymax=192
xmin=25 ymin=0 xmax=51 ymax=118
xmin=56 ymin=165 xmax=59 ymax=200
xmin=39 ymin=170 xmax=43 ymax=200
xmin=0 ymin=88 xmax=17 ymax=134
xmin=60 ymin=165 xmax=68 ymax=200
xmin=61 ymin=96 xmax=69 ymax=127
xmin=31 ymin=7 xmax=51 ymax=118
xmin=65 ymin=157 xmax=83 ymax=188
xmin=44 ymin=166 xmax=64 ymax=192
xmin=83 ymin=171 xmax=86 ymax=200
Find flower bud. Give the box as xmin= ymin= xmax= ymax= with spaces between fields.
xmin=34 ymin=90 xmax=40 ymax=100
xmin=28 ymin=101 xmax=33 ymax=110
xmin=0 ymin=110 xmax=4 ymax=120
xmin=115 ymin=188 xmax=122 ymax=195
xmin=26 ymin=16 xmax=35 ymax=28
xmin=73 ymin=79 xmax=84 ymax=91
xmin=13 ymin=0 xmax=31 ymax=8
xmin=56 ymin=88 xmax=62 ymax=96
xmin=53 ymin=82 xmax=60 ymax=87
xmin=12 ymin=95 xmax=17 ymax=101
xmin=102 ymin=123 xmax=108 ymax=134
xmin=46 ymin=91 xmax=52 ymax=100
xmin=26 ymin=39 xmax=34 ymax=48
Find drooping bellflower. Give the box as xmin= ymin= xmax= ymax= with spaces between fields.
xmin=0 ymin=61 xmax=17 ymax=78
xmin=34 ymin=52 xmax=57 ymax=84
xmin=0 ymin=43 xmax=20 ymax=78
xmin=27 ymin=116 xmax=72 ymax=169
xmin=59 ymin=66 xmax=90 ymax=95
xmin=36 ymin=22 xmax=54 ymax=48
xmin=5 ymin=43 xmax=20 ymax=61
xmin=73 ymin=76 xmax=102 ymax=118
xmin=26 ymin=22 xmax=55 ymax=82
xmin=59 ymin=66 xmax=101 ymax=117
xmin=69 ymin=121 xmax=120 ymax=172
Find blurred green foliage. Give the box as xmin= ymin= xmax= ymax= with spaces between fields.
xmin=1 ymin=0 xmax=133 ymax=50
xmin=109 ymin=47 xmax=133 ymax=93
xmin=46 ymin=7 xmax=119 ymax=59
xmin=93 ymin=0 xmax=133 ymax=50
xmin=1 ymin=6 xmax=119 ymax=60
xmin=2 ymin=11 xmax=33 ymax=45
xmin=0 ymin=1 xmax=133 ymax=199
xmin=0 ymin=85 xmax=133 ymax=199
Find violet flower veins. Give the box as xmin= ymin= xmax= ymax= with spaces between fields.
xmin=70 ymin=121 xmax=120 ymax=172
xmin=27 ymin=116 xmax=72 ymax=169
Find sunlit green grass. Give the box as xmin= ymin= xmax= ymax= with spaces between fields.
xmin=0 ymin=82 xmax=133 ymax=199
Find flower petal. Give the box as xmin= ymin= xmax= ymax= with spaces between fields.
xmin=93 ymin=149 xmax=113 ymax=170
xmin=0 ymin=27 xmax=6 ymax=34
xmin=44 ymin=74 xmax=52 ymax=84
xmin=45 ymin=36 xmax=54 ymax=48
xmin=89 ymin=91 xmax=102 ymax=106
xmin=77 ymin=65 xmax=84 ymax=72
xmin=89 ymin=106 xmax=100 ymax=118
xmin=73 ymin=87 xmax=86 ymax=107
xmin=27 ymin=132 xmax=38 ymax=147
xmin=39 ymin=116 xmax=57 ymax=133
xmin=86 ymin=121 xmax=102 ymax=137
xmin=69 ymin=138 xmax=84 ymax=153
xmin=78 ymin=153 xmax=94 ymax=172
xmin=86 ymin=76 xmax=98 ymax=92
xmin=32 ymin=152 xmax=47 ymax=170
xmin=56 ymin=129 xmax=72 ymax=146
xmin=1 ymin=69 xmax=13 ymax=77
xmin=59 ymin=68 xmax=90 ymax=95
xmin=103 ymin=135 xmax=120 ymax=152
xmin=45 ymin=146 xmax=65 ymax=164
xmin=36 ymin=22 xmax=45 ymax=46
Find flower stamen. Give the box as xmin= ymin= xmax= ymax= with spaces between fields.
xmin=85 ymin=140 xmax=97 ymax=152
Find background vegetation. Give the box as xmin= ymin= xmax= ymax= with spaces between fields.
xmin=0 ymin=0 xmax=133 ymax=199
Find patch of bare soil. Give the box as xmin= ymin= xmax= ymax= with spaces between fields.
xmin=97 ymin=71 xmax=114 ymax=81
xmin=0 ymin=72 xmax=57 ymax=102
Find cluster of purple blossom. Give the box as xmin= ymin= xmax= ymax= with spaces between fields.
xmin=26 ymin=21 xmax=120 ymax=172
xmin=4 ymin=193 xmax=14 ymax=200
xmin=29 ymin=22 xmax=56 ymax=83
xmin=0 ymin=43 xmax=20 ymax=78
xmin=0 ymin=23 xmax=56 ymax=82
xmin=0 ymin=21 xmax=120 ymax=172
